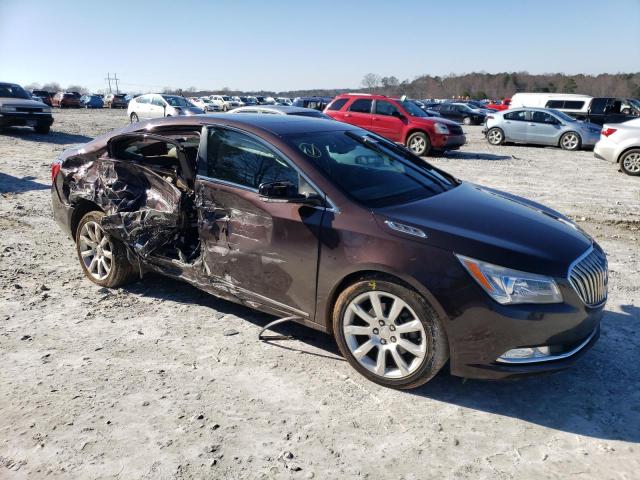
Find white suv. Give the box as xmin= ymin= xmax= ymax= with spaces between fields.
xmin=594 ymin=118 xmax=640 ymax=176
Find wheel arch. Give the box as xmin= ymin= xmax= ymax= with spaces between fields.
xmin=70 ymin=199 xmax=104 ymax=242
xmin=617 ymin=146 xmax=640 ymax=164
xmin=403 ymin=128 xmax=431 ymax=145
xmin=323 ymin=268 xmax=449 ymax=337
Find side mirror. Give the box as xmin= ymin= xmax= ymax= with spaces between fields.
xmin=258 ymin=181 xmax=321 ymax=205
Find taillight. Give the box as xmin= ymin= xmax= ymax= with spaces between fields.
xmin=51 ymin=161 xmax=61 ymax=182
xmin=601 ymin=128 xmax=617 ymax=137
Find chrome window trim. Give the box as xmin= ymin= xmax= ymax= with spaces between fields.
xmin=197 ymin=123 xmax=340 ymax=213
xmin=495 ymin=326 xmax=598 ymax=364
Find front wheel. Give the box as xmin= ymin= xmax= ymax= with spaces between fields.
xmin=463 ymin=116 xmax=472 ymax=125
xmin=130 ymin=112 xmax=139 ymax=123
xmin=560 ymin=132 xmax=581 ymax=151
xmin=75 ymin=211 xmax=138 ymax=288
xmin=406 ymin=132 xmax=431 ymax=156
xmin=620 ymin=148 xmax=640 ymax=176
xmin=333 ymin=279 xmax=448 ymax=389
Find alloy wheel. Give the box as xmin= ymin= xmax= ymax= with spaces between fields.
xmin=488 ymin=129 xmax=503 ymax=145
xmin=78 ymin=221 xmax=113 ymax=281
xmin=409 ymin=136 xmax=426 ymax=154
xmin=622 ymin=152 xmax=640 ymax=174
xmin=342 ymin=291 xmax=427 ymax=379
xmin=562 ymin=133 xmax=579 ymax=150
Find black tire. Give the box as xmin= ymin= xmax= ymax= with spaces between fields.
xmin=35 ymin=124 xmax=50 ymax=134
xmin=406 ymin=131 xmax=431 ymax=156
xmin=486 ymin=127 xmax=504 ymax=145
xmin=332 ymin=278 xmax=449 ymax=390
xmin=222 ymin=105 xmax=228 ymax=112
xmin=130 ymin=112 xmax=139 ymax=123
xmin=619 ymin=148 xmax=640 ymax=176
xmin=75 ymin=211 xmax=138 ymax=288
xmin=559 ymin=131 xmax=581 ymax=151
xmin=463 ymin=116 xmax=472 ymax=125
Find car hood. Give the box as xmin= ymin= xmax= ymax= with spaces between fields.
xmin=0 ymin=97 xmax=48 ymax=108
xmin=410 ymin=116 xmax=459 ymax=127
xmin=374 ymin=182 xmax=592 ymax=277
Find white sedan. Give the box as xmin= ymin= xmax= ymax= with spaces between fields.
xmin=594 ymin=118 xmax=640 ymax=176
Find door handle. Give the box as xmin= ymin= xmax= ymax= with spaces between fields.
xmin=528 ymin=123 xmax=536 ymax=126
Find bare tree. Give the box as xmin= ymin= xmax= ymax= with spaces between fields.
xmin=42 ymin=82 xmax=61 ymax=93
xmin=67 ymin=84 xmax=89 ymax=94
xmin=361 ymin=73 xmax=381 ymax=90
xmin=24 ymin=82 xmax=41 ymax=91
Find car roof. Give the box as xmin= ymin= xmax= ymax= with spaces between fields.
xmin=235 ymin=105 xmax=317 ymax=114
xmin=131 ymin=113 xmax=355 ymax=137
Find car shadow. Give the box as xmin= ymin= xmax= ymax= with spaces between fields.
xmin=441 ymin=151 xmax=512 ymax=161
xmin=124 ymin=274 xmax=639 ymax=443
xmin=124 ymin=273 xmax=343 ymax=361
xmin=0 ymin=172 xmax=50 ymax=194
xmin=0 ymin=127 xmax=93 ymax=145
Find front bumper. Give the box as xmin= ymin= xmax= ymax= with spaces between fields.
xmin=433 ymin=134 xmax=466 ymax=150
xmin=446 ymin=281 xmax=604 ymax=380
xmin=0 ymin=112 xmax=54 ymax=128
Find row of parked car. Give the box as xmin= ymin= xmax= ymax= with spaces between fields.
xmin=32 ymin=90 xmax=129 ymax=109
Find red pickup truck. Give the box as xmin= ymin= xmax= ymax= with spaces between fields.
xmin=486 ymin=98 xmax=511 ymax=111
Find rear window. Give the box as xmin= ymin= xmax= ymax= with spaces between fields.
xmin=546 ymin=100 xmax=563 ymax=108
xmin=545 ymin=100 xmax=585 ymax=110
xmin=563 ymin=101 xmax=584 ymax=110
xmin=348 ymin=99 xmax=372 ymax=113
xmin=327 ymin=98 xmax=348 ymax=111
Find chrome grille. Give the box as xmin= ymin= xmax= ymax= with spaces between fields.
xmin=569 ymin=247 xmax=608 ymax=307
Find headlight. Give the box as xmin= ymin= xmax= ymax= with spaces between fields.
xmin=434 ymin=123 xmax=450 ymax=134
xmin=1 ymin=106 xmax=17 ymax=112
xmin=456 ymin=254 xmax=562 ymax=304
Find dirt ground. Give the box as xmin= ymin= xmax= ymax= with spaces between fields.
xmin=1 ymin=109 xmax=639 ymax=480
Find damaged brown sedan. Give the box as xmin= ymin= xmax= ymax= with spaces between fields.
xmin=52 ymin=114 xmax=605 ymax=389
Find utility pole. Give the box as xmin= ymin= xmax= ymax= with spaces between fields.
xmin=105 ymin=73 xmax=112 ymax=93
xmin=113 ymin=73 xmax=120 ymax=94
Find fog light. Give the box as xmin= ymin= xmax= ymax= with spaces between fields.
xmin=497 ymin=346 xmax=551 ymax=363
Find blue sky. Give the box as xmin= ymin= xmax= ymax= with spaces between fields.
xmin=1 ymin=0 xmax=639 ymax=93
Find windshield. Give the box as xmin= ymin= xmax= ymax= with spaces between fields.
xmin=284 ymin=129 xmax=457 ymax=207
xmin=548 ymin=109 xmax=577 ymax=122
xmin=628 ymin=98 xmax=640 ymax=111
xmin=0 ymin=83 xmax=31 ymax=99
xmin=202 ymin=98 xmax=213 ymax=104
xmin=400 ymin=101 xmax=428 ymax=117
xmin=162 ymin=95 xmax=192 ymax=107
xmin=222 ymin=96 xmax=231 ymax=101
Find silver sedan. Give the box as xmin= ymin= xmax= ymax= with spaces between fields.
xmin=484 ymin=108 xmax=601 ymax=151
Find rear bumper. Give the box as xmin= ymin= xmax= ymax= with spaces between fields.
xmin=51 ymin=185 xmax=75 ymax=239
xmin=594 ymin=139 xmax=618 ymax=163
xmin=0 ymin=112 xmax=54 ymax=128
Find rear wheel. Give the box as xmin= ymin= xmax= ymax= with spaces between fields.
xmin=75 ymin=211 xmax=138 ymax=288
xmin=560 ymin=132 xmax=581 ymax=151
xmin=620 ymin=149 xmax=640 ymax=176
xmin=406 ymin=132 xmax=431 ymax=156
xmin=463 ymin=116 xmax=472 ymax=125
xmin=487 ymin=127 xmax=504 ymax=145
xmin=333 ymin=279 xmax=448 ymax=389
xmin=130 ymin=112 xmax=139 ymax=123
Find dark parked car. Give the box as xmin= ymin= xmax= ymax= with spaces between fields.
xmin=104 ymin=93 xmax=129 ymax=109
xmin=80 ymin=94 xmax=105 ymax=109
xmin=52 ymin=92 xmax=81 ymax=108
xmin=293 ymin=96 xmax=333 ymax=111
xmin=0 ymin=82 xmax=53 ymax=133
xmin=32 ymin=90 xmax=53 ymax=106
xmin=51 ymin=115 xmax=606 ymax=389
xmin=430 ymin=102 xmax=486 ymax=125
